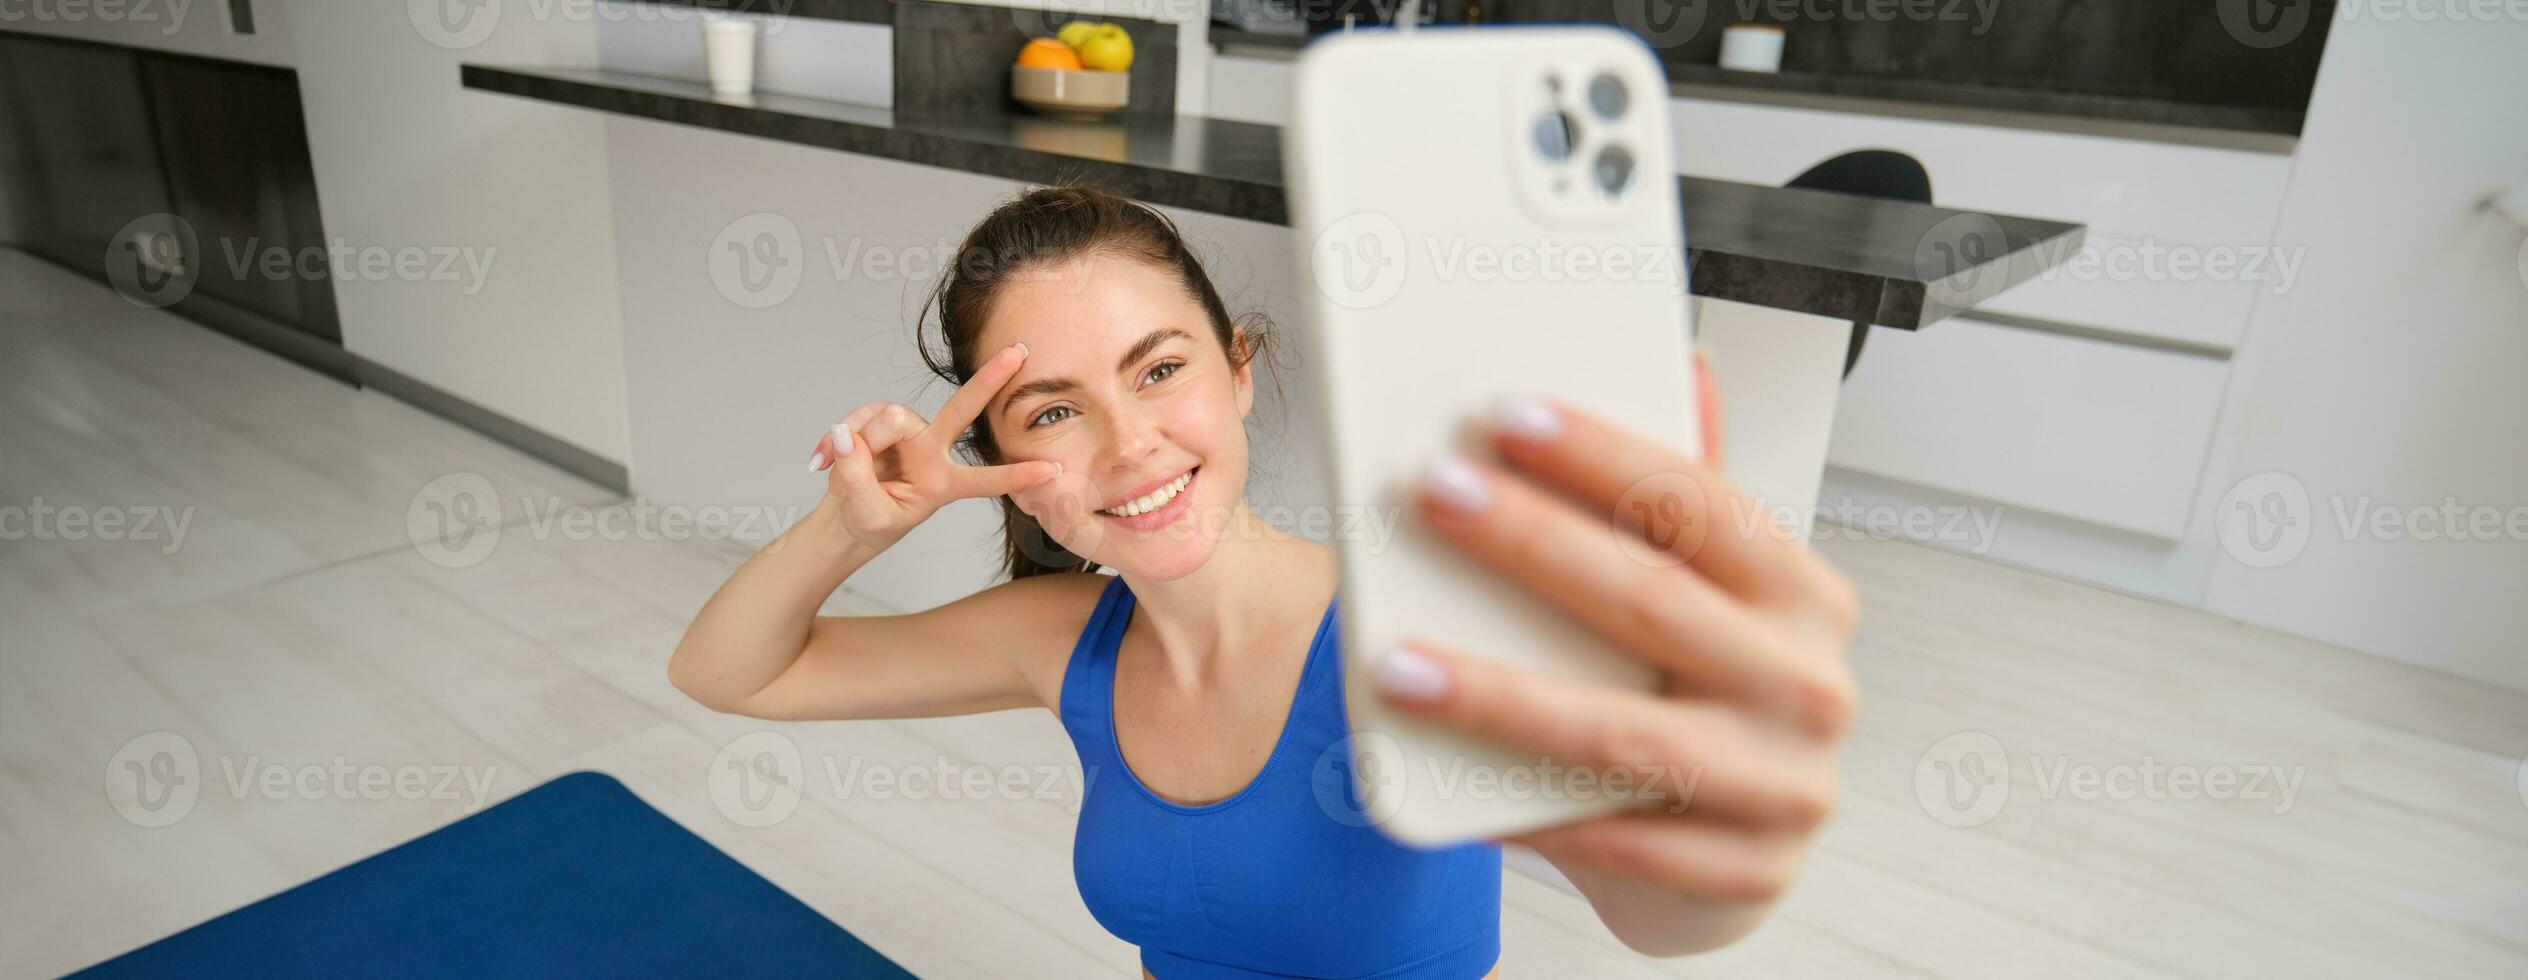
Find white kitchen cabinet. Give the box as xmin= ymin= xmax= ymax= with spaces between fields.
xmin=1661 ymin=97 xmax=2297 ymax=543
xmin=1827 ymin=315 xmax=2231 ymax=540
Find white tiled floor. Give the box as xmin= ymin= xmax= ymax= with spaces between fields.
xmin=4 ymin=246 xmax=2524 ymax=978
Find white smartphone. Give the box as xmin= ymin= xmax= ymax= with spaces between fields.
xmin=1286 ymin=25 xmax=1704 ymax=847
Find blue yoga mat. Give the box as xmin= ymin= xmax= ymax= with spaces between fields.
xmin=69 ymin=771 xmax=915 ymax=978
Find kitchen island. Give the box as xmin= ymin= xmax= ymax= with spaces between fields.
xmin=462 ymin=64 xmax=2080 ymax=330
xmin=456 ymin=60 xmax=2081 ymax=620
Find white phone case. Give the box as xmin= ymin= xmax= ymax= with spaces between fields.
xmin=1286 ymin=26 xmax=1703 ymax=846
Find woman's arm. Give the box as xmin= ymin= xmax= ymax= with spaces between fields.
xmin=666 ymin=494 xmax=876 ymax=716
xmin=1545 ymin=853 xmax=1781 ymax=956
xmin=669 ymin=342 xmax=1070 ymax=721
xmin=666 ymin=496 xmax=1084 ymax=721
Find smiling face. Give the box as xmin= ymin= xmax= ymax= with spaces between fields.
xmin=974 ymin=252 xmax=1255 ymax=580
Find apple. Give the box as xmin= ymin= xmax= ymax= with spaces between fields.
xmin=1076 ymin=23 xmax=1133 ymax=72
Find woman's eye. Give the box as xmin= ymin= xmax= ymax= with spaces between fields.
xmin=1027 ymin=362 xmax=1181 ymax=429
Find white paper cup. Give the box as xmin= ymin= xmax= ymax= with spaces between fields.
xmin=1718 ymin=24 xmax=1785 ymax=73
xmin=702 ymin=17 xmax=758 ymax=95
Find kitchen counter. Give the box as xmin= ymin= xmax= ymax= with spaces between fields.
xmin=1210 ymin=27 xmax=2301 ymax=140
xmin=459 ymin=64 xmax=2083 ymax=330
xmin=1657 ymin=63 xmax=2301 ymax=137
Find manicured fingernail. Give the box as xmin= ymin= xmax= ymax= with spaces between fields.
xmin=1422 ymin=455 xmax=1491 ymax=513
xmin=831 ymin=422 xmax=854 ymax=456
xmin=1491 ymin=394 xmax=1562 ymax=442
xmin=807 ymin=451 xmax=830 ymax=472
xmin=1013 ymin=341 xmax=1029 ymax=358
xmin=1376 ymin=645 xmax=1450 ymax=702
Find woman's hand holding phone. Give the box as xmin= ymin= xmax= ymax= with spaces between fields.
xmin=806 ymin=342 xmax=1064 ymax=553
xmin=1371 ymin=356 xmax=1863 ymax=951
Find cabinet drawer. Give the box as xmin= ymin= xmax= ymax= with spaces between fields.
xmin=1826 ymin=316 xmax=2230 ymax=540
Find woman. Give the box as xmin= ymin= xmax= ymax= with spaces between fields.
xmin=668 ymin=186 xmax=1860 ymax=977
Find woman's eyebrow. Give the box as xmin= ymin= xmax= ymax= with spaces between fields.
xmin=997 ymin=327 xmax=1192 ymax=421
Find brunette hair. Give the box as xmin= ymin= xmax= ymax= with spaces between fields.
xmin=916 ymin=184 xmax=1282 ymax=582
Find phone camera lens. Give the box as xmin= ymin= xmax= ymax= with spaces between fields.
xmin=1593 ymin=143 xmax=1636 ymax=196
xmin=1532 ymin=109 xmax=1576 ymax=162
xmin=1587 ymin=73 xmax=1628 ymax=120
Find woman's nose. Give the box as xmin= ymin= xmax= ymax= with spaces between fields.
xmin=1095 ymin=402 xmax=1161 ymax=468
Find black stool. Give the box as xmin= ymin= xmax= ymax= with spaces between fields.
xmin=1786 ymin=150 xmax=1933 ymax=378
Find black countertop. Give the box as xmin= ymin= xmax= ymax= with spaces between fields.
xmin=1210 ymin=27 xmax=2303 ymax=138
xmin=1657 ymin=63 xmax=2302 ymax=136
xmin=461 ymin=64 xmax=2084 ymax=329
xmin=623 ymin=0 xmax=892 ymax=24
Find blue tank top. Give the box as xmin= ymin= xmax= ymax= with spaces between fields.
xmin=1058 ymin=574 xmax=1503 ymax=979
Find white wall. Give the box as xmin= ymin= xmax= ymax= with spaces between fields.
xmin=283 ymin=0 xmax=633 ymax=466
xmin=1205 ymin=50 xmax=1290 ymax=125
xmin=595 ymin=4 xmax=892 ymax=104
xmin=0 ymin=75 xmax=18 ymax=245
xmin=2199 ymin=13 xmax=2528 ymax=690
xmin=0 ymin=0 xmax=293 ymax=66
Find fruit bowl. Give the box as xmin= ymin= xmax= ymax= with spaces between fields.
xmin=1012 ymin=65 xmax=1129 ymax=121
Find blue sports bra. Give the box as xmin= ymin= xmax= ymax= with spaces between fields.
xmin=1057 ymin=574 xmax=1502 ymax=979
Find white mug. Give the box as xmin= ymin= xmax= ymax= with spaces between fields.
xmin=1718 ymin=24 xmax=1786 ymax=73
xmin=702 ymin=16 xmax=759 ymax=96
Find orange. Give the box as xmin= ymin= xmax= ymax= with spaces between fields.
xmin=1016 ymin=37 xmax=1083 ymax=71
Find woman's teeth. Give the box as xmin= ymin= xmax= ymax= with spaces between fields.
xmin=1100 ymin=469 xmax=1194 ymax=517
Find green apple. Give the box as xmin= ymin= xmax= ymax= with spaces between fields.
xmin=1077 ymin=23 xmax=1133 ymax=72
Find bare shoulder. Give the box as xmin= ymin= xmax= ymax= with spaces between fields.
xmin=944 ymin=571 xmax=1112 ymax=707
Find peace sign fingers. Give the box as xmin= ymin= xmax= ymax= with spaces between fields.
xmin=929 ymin=342 xmax=1031 ymax=447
